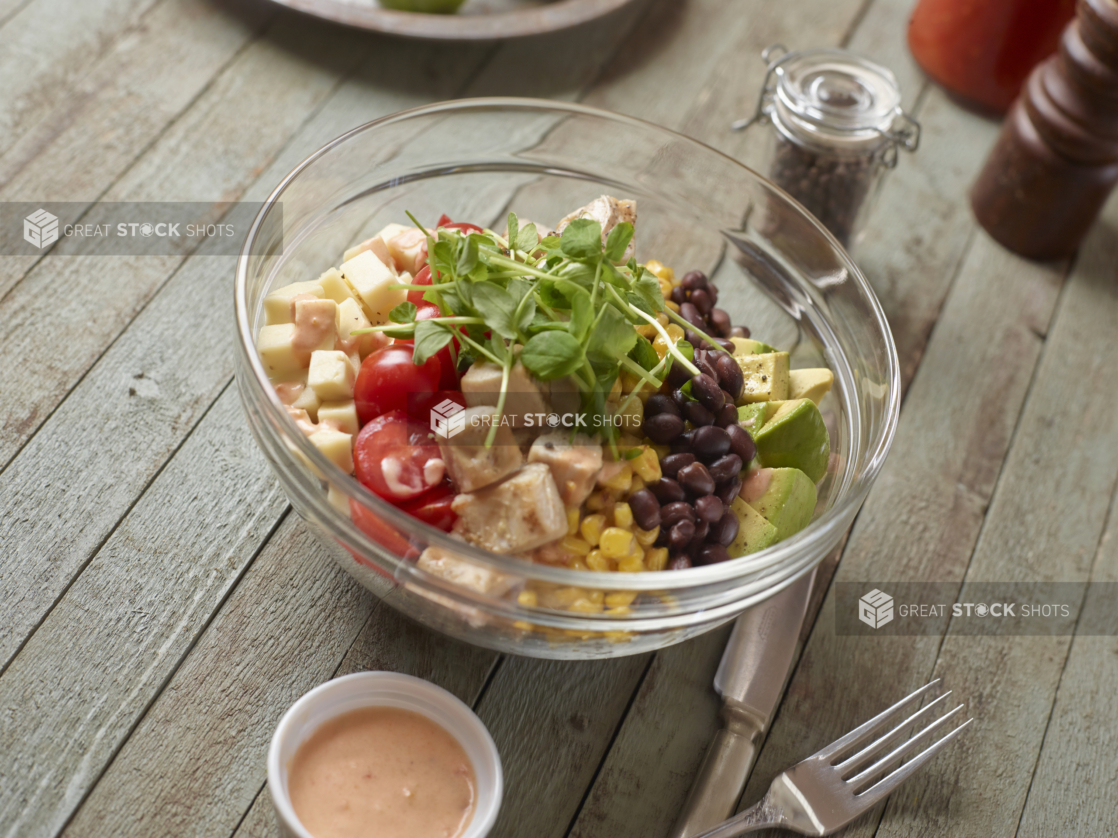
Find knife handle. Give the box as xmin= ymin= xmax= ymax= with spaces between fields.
xmin=670 ymin=706 xmax=763 ymax=838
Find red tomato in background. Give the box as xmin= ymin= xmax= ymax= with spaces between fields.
xmin=354 ymin=411 xmax=445 ymax=502
xmin=400 ymin=483 xmax=457 ymax=531
xmin=354 ymin=345 xmax=441 ymax=425
xmin=407 ymin=264 xmax=437 ymax=306
xmin=394 ymin=303 xmax=461 ymax=390
xmin=349 ymin=499 xmax=415 ymax=561
xmin=436 ymin=215 xmax=484 ymax=236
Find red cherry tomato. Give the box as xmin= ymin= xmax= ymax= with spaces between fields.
xmin=400 ymin=483 xmax=458 ymax=531
xmin=407 ymin=264 xmax=437 ymax=306
xmin=395 ymin=304 xmax=460 ymax=390
xmin=354 ymin=411 xmax=445 ymax=502
xmin=354 ymin=345 xmax=441 ymax=425
xmin=349 ymin=498 xmax=415 ymax=561
xmin=436 ymin=215 xmax=484 ymax=236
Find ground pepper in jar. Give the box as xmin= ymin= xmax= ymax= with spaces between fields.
xmin=734 ymin=46 xmax=919 ymax=248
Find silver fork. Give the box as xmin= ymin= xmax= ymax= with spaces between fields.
xmin=693 ymin=680 xmax=972 ymax=837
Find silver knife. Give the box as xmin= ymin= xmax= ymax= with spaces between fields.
xmin=670 ymin=569 xmax=817 ymax=838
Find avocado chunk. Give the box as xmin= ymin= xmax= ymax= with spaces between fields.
xmin=736 ymin=351 xmax=790 ymax=404
xmin=753 ymin=398 xmax=830 ymax=483
xmin=736 ymin=402 xmax=775 ymax=434
xmin=727 ymin=497 xmax=779 ymax=558
xmin=730 ymin=337 xmax=776 ymax=357
xmin=739 ymin=467 xmax=817 ymax=541
xmin=789 ymin=368 xmax=834 ymax=405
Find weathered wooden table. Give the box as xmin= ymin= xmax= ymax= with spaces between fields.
xmin=2 ymin=0 xmax=1116 ymax=836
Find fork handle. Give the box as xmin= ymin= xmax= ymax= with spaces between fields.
xmin=689 ymin=796 xmax=786 ymax=838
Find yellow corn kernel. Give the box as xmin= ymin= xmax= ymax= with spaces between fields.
xmin=605 ymin=590 xmax=638 ymax=608
xmin=658 ymin=276 xmax=673 ymax=298
xmin=666 ymin=323 xmax=685 ymax=341
xmin=620 ymin=370 xmax=642 ymax=392
xmin=513 ymin=620 xmax=534 ymax=632
xmin=580 ymin=513 xmax=607 ymax=546
xmin=548 ymin=586 xmax=585 ymax=606
xmin=602 ymin=463 xmax=633 ymax=491
xmin=645 ymin=547 xmax=670 ymax=572
xmin=607 ymin=607 xmax=633 ymax=618
xmin=652 ymin=334 xmax=670 ymax=359
xmin=629 ymin=474 xmax=646 ymax=494
xmin=566 ymin=507 xmax=581 ymax=535
xmin=561 ymin=535 xmax=592 ymax=556
xmin=618 ymin=554 xmax=645 ymax=572
xmin=599 ymin=527 xmax=635 ymax=558
xmin=666 ymin=300 xmax=680 ymax=313
xmin=586 ymin=551 xmax=610 ymax=572
xmin=630 ymin=445 xmax=662 ymax=482
xmin=585 ymin=489 xmax=614 ymax=512
xmin=657 ymin=312 xmax=670 ymax=328
xmin=613 ymin=502 xmax=634 ymax=529
xmin=635 ymin=324 xmax=658 ymax=339
xmin=517 ymin=590 xmax=539 ymax=608
xmin=634 ymin=524 xmax=660 ymax=547
xmin=645 ymin=259 xmax=674 ymax=282
xmin=569 ymin=558 xmax=589 ymax=571
xmin=586 ymin=589 xmax=605 ymax=605
xmin=569 ymin=598 xmax=602 ymax=614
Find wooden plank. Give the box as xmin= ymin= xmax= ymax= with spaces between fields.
xmin=738 ymin=227 xmax=1065 ymax=837
xmin=0 ymin=17 xmax=488 ymax=671
xmin=59 ymin=517 xmax=498 ymax=838
xmin=871 ymin=200 xmax=1118 ymax=838
xmin=0 ymin=389 xmax=289 ymax=838
xmin=1015 ymin=486 xmax=1118 ymax=837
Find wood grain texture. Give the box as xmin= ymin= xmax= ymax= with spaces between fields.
xmin=0 ymin=389 xmax=289 ymax=838
xmin=739 ymin=230 xmax=1066 ymax=838
xmin=874 ymin=199 xmax=1118 ymax=838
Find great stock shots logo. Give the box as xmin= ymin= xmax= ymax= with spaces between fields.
xmin=23 ymin=209 xmax=59 ymax=249
xmin=430 ymin=399 xmax=466 ymax=439
xmin=858 ymin=589 xmax=895 ymax=629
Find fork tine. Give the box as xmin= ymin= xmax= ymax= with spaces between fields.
xmin=852 ymin=718 xmax=972 ymax=809
xmin=817 ymin=679 xmax=943 ymax=762
xmin=848 ymin=703 xmax=967 ymax=789
xmin=835 ymin=691 xmax=954 ymax=777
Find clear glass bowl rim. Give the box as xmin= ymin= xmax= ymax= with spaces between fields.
xmin=234 ymin=96 xmax=901 ymax=595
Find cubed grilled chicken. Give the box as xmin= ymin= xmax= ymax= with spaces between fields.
xmin=460 ymin=361 xmax=550 ymax=427
xmin=438 ymin=406 xmax=524 ymax=493
xmin=527 ymin=432 xmax=603 ymax=507
xmin=417 ymin=544 xmax=517 ymax=596
xmin=556 ymin=195 xmax=637 ymax=262
xmin=450 ymin=464 xmax=567 ymax=554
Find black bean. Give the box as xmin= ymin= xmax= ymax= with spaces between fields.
xmin=669 ymin=429 xmax=694 ymax=454
xmin=670 ymin=386 xmax=690 ymax=408
xmin=713 ymin=511 xmax=739 ymax=546
xmin=667 ymin=361 xmax=692 ymax=389
xmin=710 ymin=309 xmax=731 ymax=336
xmin=715 ymin=476 xmax=743 ymax=505
xmin=715 ymin=353 xmax=744 ymax=400
xmin=691 ymin=425 xmax=732 ymax=460
xmin=661 ymin=501 xmax=696 ymax=527
xmin=689 ymin=519 xmax=710 ymax=547
xmin=695 ymin=494 xmax=724 ymax=524
xmin=668 ymin=520 xmax=695 ymax=551
xmin=720 ymin=389 xmax=736 ymax=408
xmin=685 ymin=400 xmax=715 ymax=427
xmin=677 ymin=462 xmax=715 ymax=496
xmin=668 ymin=554 xmax=693 ymax=571
xmin=690 ymin=288 xmax=713 ymax=315
xmin=715 ymin=403 xmax=738 ymax=428
xmin=650 ymin=478 xmax=686 ymax=504
xmin=684 ymin=329 xmax=711 ymax=352
xmin=730 ymin=325 xmax=751 ymax=339
xmin=643 ymin=412 xmax=684 ymax=444
xmin=707 ymin=283 xmax=719 ymax=304
xmin=726 ymin=424 xmax=757 ymax=463
xmin=660 ymin=452 xmax=696 ymax=479
xmin=690 ymin=374 xmax=725 ymax=414
xmin=680 ymin=302 xmax=703 ymax=328
xmin=694 ymin=353 xmax=719 ymax=383
xmin=670 ymin=285 xmax=687 ymax=305
xmin=682 ymin=270 xmax=708 ymax=291
xmin=644 ymin=393 xmax=680 ymax=418
xmin=629 ymin=489 xmax=661 ymax=530
xmin=696 ymin=544 xmax=732 ymax=565
xmin=715 ymin=338 xmax=736 ymax=352
xmin=709 ymin=453 xmax=743 ymax=483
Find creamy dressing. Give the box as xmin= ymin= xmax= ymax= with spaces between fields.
xmin=739 ymin=467 xmax=773 ymax=504
xmin=288 ymin=706 xmax=476 ymax=838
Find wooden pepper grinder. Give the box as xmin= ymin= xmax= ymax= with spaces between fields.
xmin=970 ymin=0 xmax=1118 ymax=260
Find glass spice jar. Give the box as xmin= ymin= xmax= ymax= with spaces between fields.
xmin=734 ymin=46 xmax=920 ymax=248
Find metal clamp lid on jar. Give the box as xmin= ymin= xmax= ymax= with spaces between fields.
xmin=732 ymin=44 xmax=921 ymax=168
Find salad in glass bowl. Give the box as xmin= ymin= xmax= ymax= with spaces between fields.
xmin=256 ymin=194 xmax=834 ymax=585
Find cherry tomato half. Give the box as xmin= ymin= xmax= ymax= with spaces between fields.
xmin=399 ymin=483 xmax=457 ymax=532
xmin=436 ymin=215 xmax=484 ymax=236
xmin=354 ymin=411 xmax=445 ymax=502
xmin=349 ymin=498 xmax=415 ymax=562
xmin=407 ymin=264 xmax=437 ymax=306
xmin=395 ymin=304 xmax=460 ymax=390
xmin=354 ymin=345 xmax=441 ymax=425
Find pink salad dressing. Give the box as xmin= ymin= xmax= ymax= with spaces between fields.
xmin=288 ymin=706 xmax=476 ymax=838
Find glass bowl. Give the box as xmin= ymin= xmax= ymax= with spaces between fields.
xmin=234 ymin=98 xmax=899 ymax=660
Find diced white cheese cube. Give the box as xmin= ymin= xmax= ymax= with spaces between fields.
xmin=317 ymin=400 xmax=359 ymax=436
xmin=308 ymin=350 xmax=355 ymax=401
xmin=272 ymin=374 xmax=307 ymax=406
xmin=263 ymin=281 xmax=324 ymax=325
xmin=343 ymin=234 xmax=395 ymax=270
xmin=292 ymin=298 xmax=337 ymax=359
xmin=309 ymin=428 xmax=354 ymax=473
xmin=317 ymin=268 xmax=355 ymax=305
xmin=292 ymin=383 xmax=321 ymax=420
xmin=450 ymin=464 xmax=568 ymax=554
xmin=528 ymin=432 xmax=604 ymax=507
xmin=335 ymin=297 xmax=380 ymax=359
xmin=258 ymin=324 xmax=302 ymax=376
xmin=438 ymin=406 xmax=524 ymax=493
xmin=379 ymin=224 xmax=428 ymax=275
xmin=340 ymin=250 xmax=406 ymax=325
